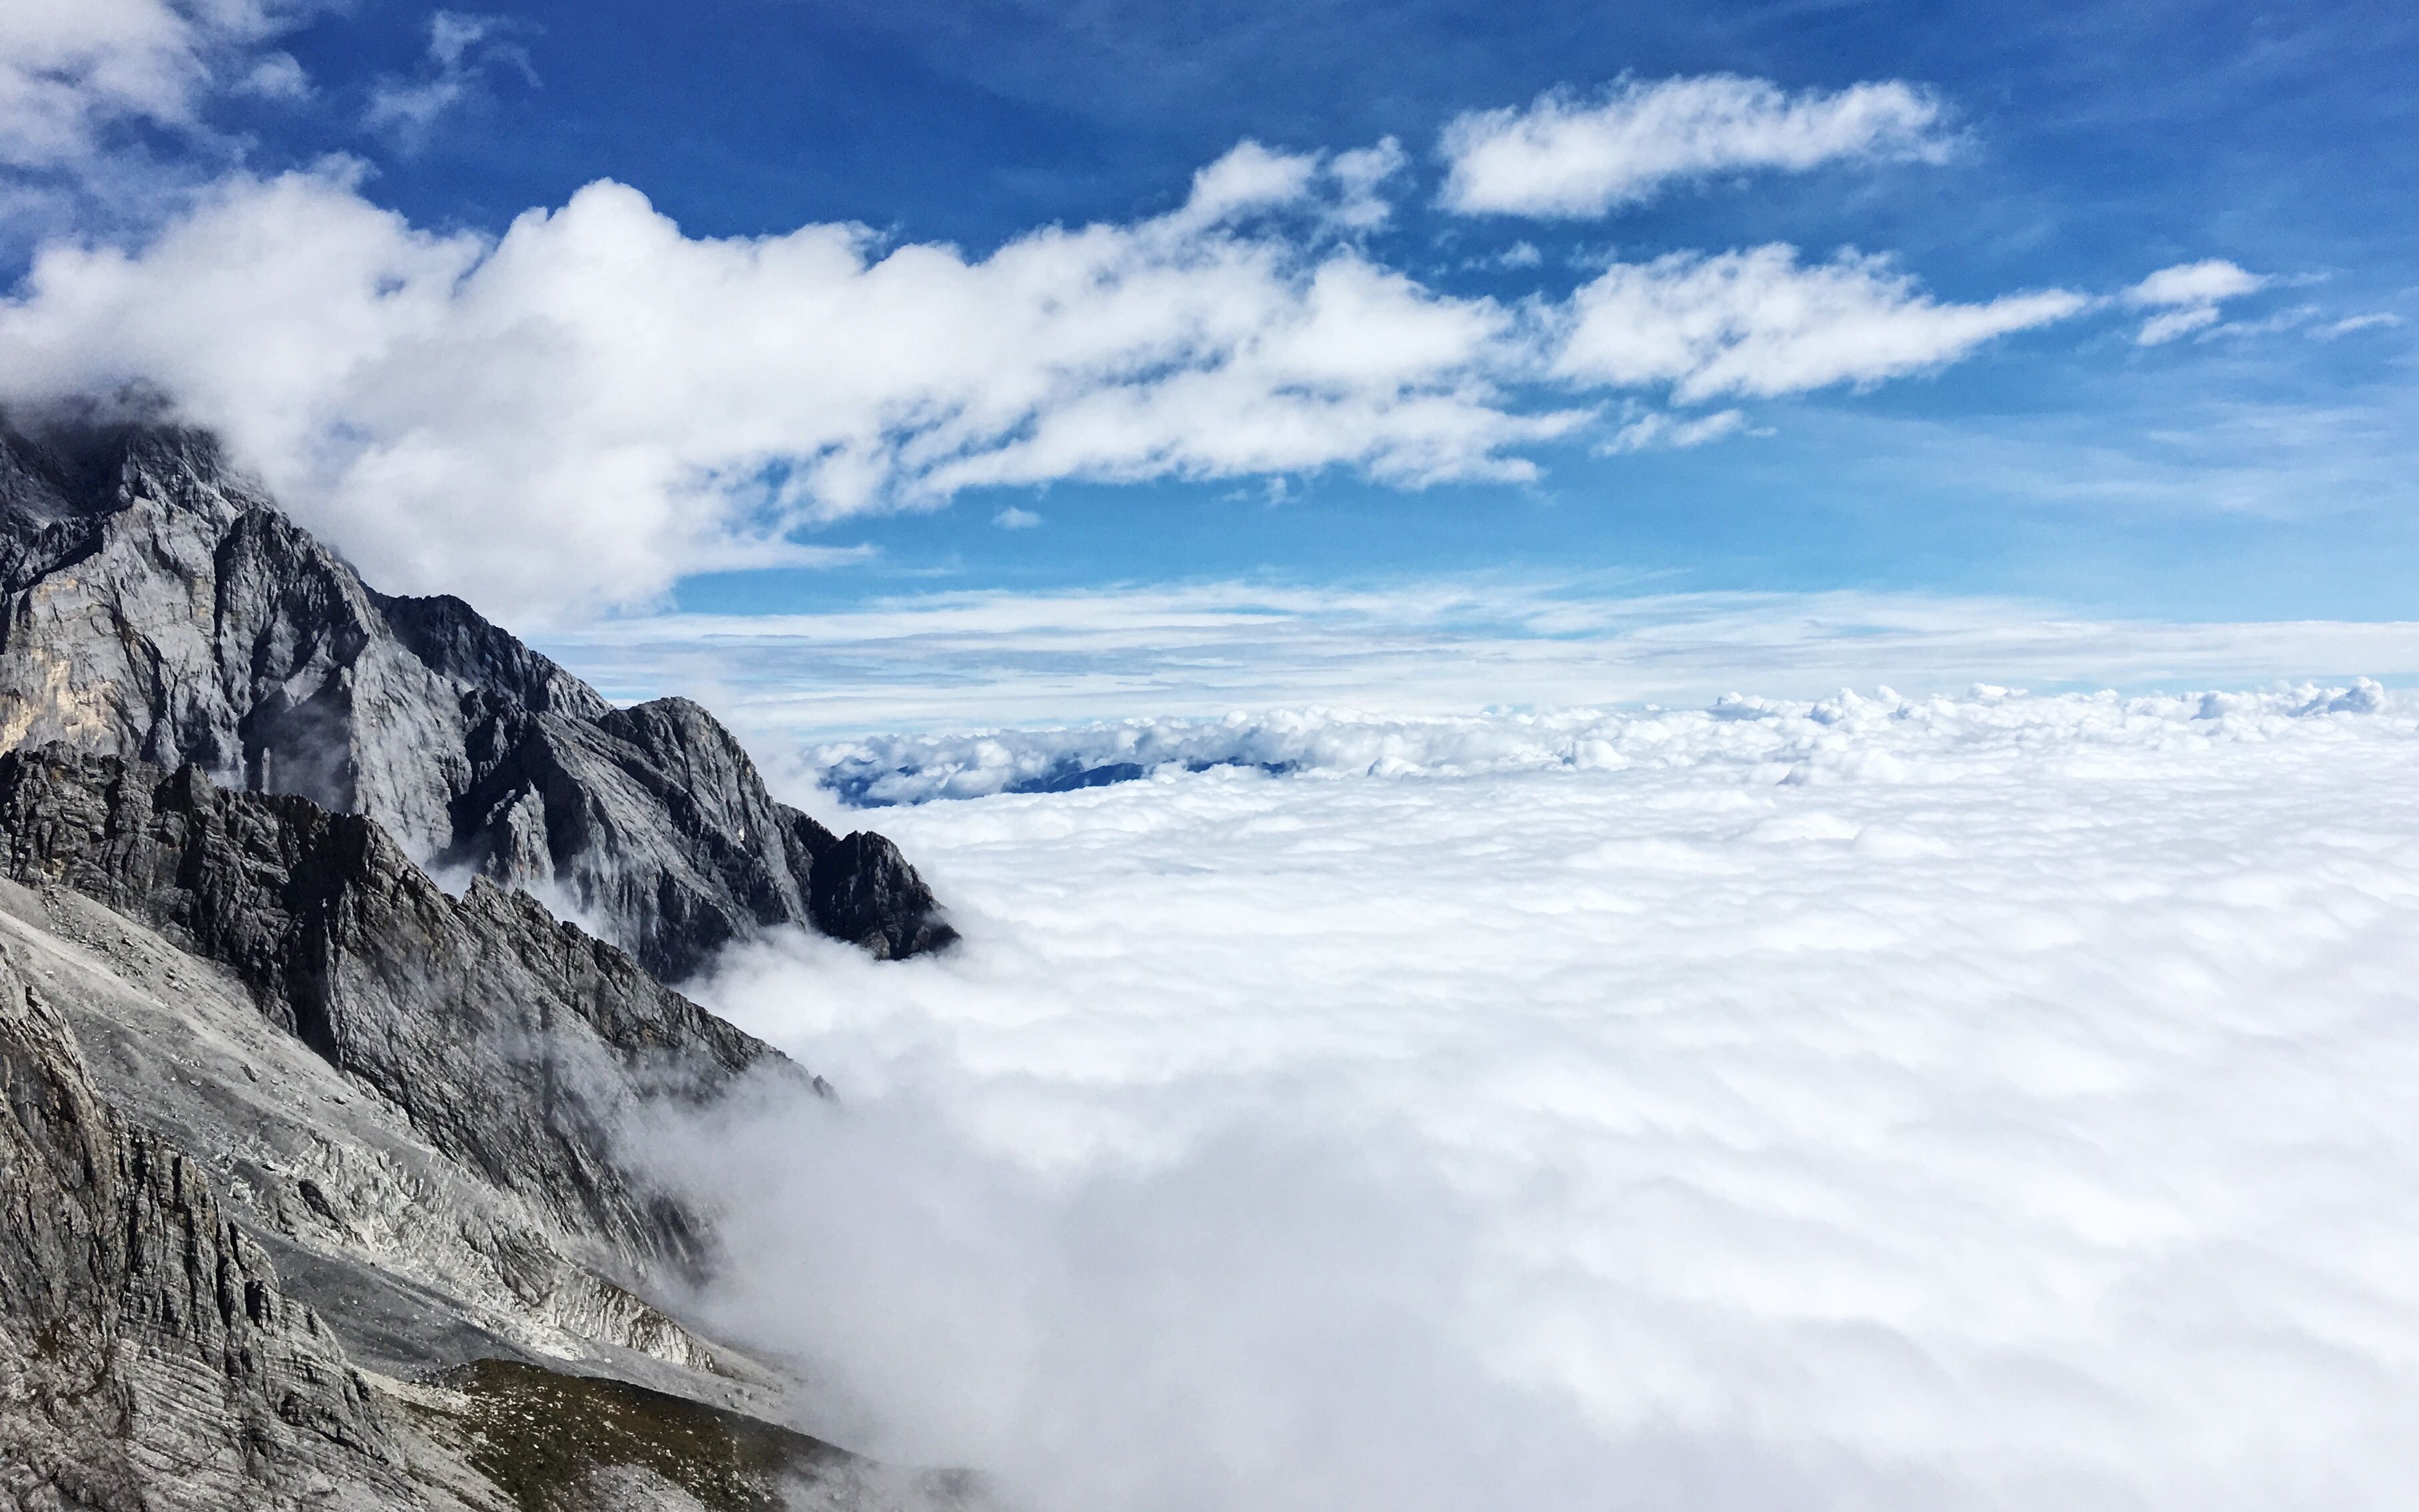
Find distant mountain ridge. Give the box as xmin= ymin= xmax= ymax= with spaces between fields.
xmin=0 ymin=413 xmax=953 ymax=977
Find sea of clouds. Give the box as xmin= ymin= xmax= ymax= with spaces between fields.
xmin=649 ymin=681 xmax=2419 ymax=1511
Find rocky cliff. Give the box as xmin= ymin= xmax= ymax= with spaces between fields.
xmin=0 ymin=745 xmax=795 ymax=1273
xmin=0 ymin=415 xmax=953 ymax=980
xmin=0 ymin=408 xmax=988 ymax=1507
xmin=0 ymin=951 xmax=427 ymax=1510
xmin=0 ymin=889 xmax=973 ymax=1511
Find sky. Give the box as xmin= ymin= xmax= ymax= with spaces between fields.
xmin=3 ymin=0 xmax=2416 ymax=694
xmin=14 ymin=12 xmax=2419 ymax=1507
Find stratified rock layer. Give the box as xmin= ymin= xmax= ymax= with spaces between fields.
xmin=0 ymin=415 xmax=954 ymax=981
xmin=0 ymin=744 xmax=797 ymax=1273
xmin=0 ymin=953 xmax=420 ymax=1511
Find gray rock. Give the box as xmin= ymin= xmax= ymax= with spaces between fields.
xmin=0 ymin=953 xmax=426 ymax=1511
xmin=0 ymin=413 xmax=954 ymax=981
xmin=0 ymin=743 xmax=805 ymax=1273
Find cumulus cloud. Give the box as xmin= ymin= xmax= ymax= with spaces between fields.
xmin=658 ymin=681 xmax=2419 ymax=1511
xmin=1554 ymin=245 xmax=2085 ymax=401
xmin=0 ymin=155 xmax=1576 ymax=621
xmin=2123 ymin=259 xmax=2269 ymax=346
xmin=0 ymin=0 xmax=312 ymax=169
xmin=363 ymin=11 xmax=534 ymax=149
xmin=1439 ymin=74 xmax=1952 ymax=218
xmin=991 ymin=505 xmax=1041 ymax=529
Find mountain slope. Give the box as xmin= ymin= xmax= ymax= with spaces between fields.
xmin=0 ymin=414 xmax=953 ymax=980
xmin=0 ymin=951 xmax=432 ymax=1511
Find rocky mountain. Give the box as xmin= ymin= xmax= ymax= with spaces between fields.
xmin=0 ymin=414 xmax=955 ymax=980
xmin=0 ymin=411 xmax=987 ymax=1507
xmin=1 ymin=951 xmax=418 ymax=1510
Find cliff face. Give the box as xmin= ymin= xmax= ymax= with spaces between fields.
xmin=0 ymin=954 xmax=422 ymax=1511
xmin=0 ymin=417 xmax=954 ymax=980
xmin=0 ymin=745 xmax=798 ymax=1275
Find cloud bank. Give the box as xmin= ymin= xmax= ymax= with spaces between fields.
xmin=0 ymin=154 xmax=2081 ymax=622
xmin=536 ymin=580 xmax=2419 ymax=741
xmin=663 ymin=681 xmax=2419 ymax=1511
xmin=1439 ymin=75 xmax=1951 ymax=218
xmin=813 ymin=679 xmax=2392 ymax=805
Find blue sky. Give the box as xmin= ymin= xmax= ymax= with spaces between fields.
xmin=3 ymin=0 xmax=2416 ymax=675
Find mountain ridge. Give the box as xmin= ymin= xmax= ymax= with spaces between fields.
xmin=0 ymin=412 xmax=954 ymax=980
xmin=0 ymin=409 xmax=986 ymax=1508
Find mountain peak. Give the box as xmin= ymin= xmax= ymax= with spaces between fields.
xmin=0 ymin=411 xmax=953 ymax=979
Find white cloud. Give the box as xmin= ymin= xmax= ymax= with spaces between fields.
xmin=1599 ymin=405 xmax=1748 ymax=453
xmin=659 ymin=682 xmax=2419 ymax=1509
xmin=0 ymin=0 xmax=313 ymax=169
xmin=2136 ymin=304 xmax=2220 ymax=345
xmin=0 ymin=64 xmax=2212 ymax=627
xmin=1439 ymin=74 xmax=1951 ymax=219
xmin=2125 ymin=259 xmax=2268 ymax=308
xmin=992 ymin=505 xmax=1042 ymax=529
xmin=363 ymin=10 xmax=533 ymax=148
xmin=1554 ymin=245 xmax=2085 ymax=401
xmin=2123 ymin=259 xmax=2268 ymax=346
xmin=0 ymin=157 xmax=1572 ymax=622
xmin=2318 ymin=312 xmax=2403 ymax=339
xmin=235 ymin=50 xmax=309 ymax=101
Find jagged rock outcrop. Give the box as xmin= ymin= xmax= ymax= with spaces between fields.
xmin=0 ymin=744 xmax=804 ymax=1273
xmin=0 ymin=955 xmax=421 ymax=1510
xmin=0 ymin=413 xmax=954 ymax=980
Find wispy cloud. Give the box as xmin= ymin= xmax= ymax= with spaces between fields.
xmin=2318 ymin=311 xmax=2404 ymax=339
xmin=1439 ymin=74 xmax=1952 ymax=219
xmin=2123 ymin=259 xmax=2268 ymax=345
xmin=1598 ymin=406 xmax=1748 ymax=453
xmin=363 ymin=10 xmax=535 ymax=150
xmin=0 ymin=0 xmax=320 ymax=171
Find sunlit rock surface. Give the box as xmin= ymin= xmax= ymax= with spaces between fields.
xmin=0 ymin=413 xmax=953 ymax=981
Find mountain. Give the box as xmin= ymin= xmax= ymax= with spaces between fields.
xmin=0 ymin=413 xmax=955 ymax=980
xmin=0 ymin=412 xmax=986 ymax=1509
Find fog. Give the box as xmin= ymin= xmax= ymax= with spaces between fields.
xmin=657 ymin=685 xmax=2419 ymax=1510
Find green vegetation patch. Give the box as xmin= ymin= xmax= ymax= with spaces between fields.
xmin=423 ymin=1357 xmax=859 ymax=1512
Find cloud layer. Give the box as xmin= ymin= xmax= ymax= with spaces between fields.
xmin=535 ymin=580 xmax=2419 ymax=742
xmin=1439 ymin=75 xmax=1951 ymax=218
xmin=665 ymin=681 xmax=2419 ymax=1510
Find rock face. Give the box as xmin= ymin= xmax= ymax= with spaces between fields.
xmin=0 ymin=414 xmax=954 ymax=981
xmin=0 ymin=953 xmax=420 ymax=1511
xmin=0 ymin=410 xmax=982 ymax=1508
xmin=0 ymin=744 xmax=797 ymax=1274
